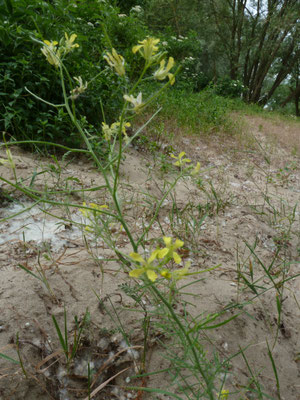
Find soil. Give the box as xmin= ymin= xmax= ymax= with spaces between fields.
xmin=0 ymin=114 xmax=299 ymax=400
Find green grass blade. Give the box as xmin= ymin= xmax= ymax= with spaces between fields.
xmin=17 ymin=264 xmax=42 ymax=282
xmin=0 ymin=353 xmax=20 ymax=365
xmin=52 ymin=315 xmax=68 ymax=358
xmin=267 ymin=341 xmax=281 ymax=399
xmin=199 ymin=312 xmax=242 ymax=330
xmin=239 ymin=346 xmax=263 ymax=399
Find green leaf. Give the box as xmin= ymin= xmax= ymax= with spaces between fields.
xmin=17 ymin=264 xmax=42 ymax=282
xmin=0 ymin=352 xmax=20 ymax=365
xmin=4 ymin=0 xmax=13 ymax=14
xmin=52 ymin=314 xmax=68 ymax=358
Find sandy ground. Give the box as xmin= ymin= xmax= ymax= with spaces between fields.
xmin=0 ymin=114 xmax=299 ymax=399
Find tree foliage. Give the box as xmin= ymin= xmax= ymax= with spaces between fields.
xmin=141 ymin=0 xmax=300 ymax=114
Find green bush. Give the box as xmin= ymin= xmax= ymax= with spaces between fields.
xmin=151 ymin=86 xmax=233 ymax=133
xmin=213 ymin=76 xmax=245 ymax=98
xmin=0 ymin=0 xmax=147 ymax=149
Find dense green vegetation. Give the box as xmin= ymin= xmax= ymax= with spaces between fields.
xmin=0 ymin=0 xmax=299 ymax=148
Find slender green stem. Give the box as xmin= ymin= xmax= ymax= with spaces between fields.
xmin=59 ymin=63 xmax=138 ymax=251
xmin=136 ymin=173 xmax=183 ymax=247
xmin=1 ymin=140 xmax=89 ymax=154
xmin=16 ymin=333 xmax=28 ymax=378
xmin=130 ymin=63 xmax=149 ymax=95
xmin=150 ymin=284 xmax=214 ymax=399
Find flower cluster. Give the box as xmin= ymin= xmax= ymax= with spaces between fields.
xmin=103 ymin=36 xmax=176 ymax=106
xmin=130 ymin=5 xmax=143 ymax=13
xmin=80 ymin=202 xmax=108 ymax=217
xmin=219 ymin=389 xmax=229 ymax=399
xmin=132 ymin=37 xmax=160 ymax=63
xmin=154 ymin=57 xmax=175 ymax=85
xmin=103 ymin=48 xmax=125 ymax=77
xmin=41 ymin=34 xmax=176 ymax=147
xmin=129 ymin=237 xmax=190 ymax=283
xmin=123 ymin=93 xmax=144 ymax=113
xmin=170 ymin=35 xmax=188 ymax=42
xmin=41 ymin=40 xmax=60 ymax=68
xmin=41 ymin=33 xmax=80 ymax=68
xmin=79 ymin=202 xmax=109 ymax=233
xmin=102 ymin=120 xmax=131 ymax=142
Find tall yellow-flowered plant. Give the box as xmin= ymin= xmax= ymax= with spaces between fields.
xmin=41 ymin=33 xmax=176 ymax=144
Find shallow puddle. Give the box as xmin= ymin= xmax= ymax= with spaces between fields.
xmin=0 ymin=202 xmax=82 ymax=251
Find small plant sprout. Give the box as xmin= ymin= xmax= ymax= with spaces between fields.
xmin=103 ymin=48 xmax=125 ymax=77
xmin=52 ymin=308 xmax=90 ymax=369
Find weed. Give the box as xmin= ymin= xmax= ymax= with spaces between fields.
xmin=52 ymin=308 xmax=90 ymax=369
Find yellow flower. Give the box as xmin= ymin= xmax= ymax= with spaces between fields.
xmin=104 ymin=48 xmax=125 ymax=77
xmin=102 ymin=122 xmax=113 ymax=142
xmin=41 ymin=40 xmax=60 ymax=68
xmin=219 ymin=389 xmax=229 ymax=399
xmin=123 ymin=92 xmax=144 ymax=113
xmin=70 ymin=76 xmax=88 ymax=100
xmin=170 ymin=152 xmax=191 ymax=167
xmin=64 ymin=33 xmax=79 ymax=53
xmin=154 ymin=57 xmax=175 ymax=84
xmin=80 ymin=202 xmax=108 ymax=217
xmin=159 ymin=237 xmax=184 ymax=264
xmin=132 ymin=37 xmax=160 ymax=62
xmin=191 ymin=161 xmax=201 ymax=176
xmin=160 ymin=269 xmax=172 ymax=279
xmin=129 ymin=250 xmax=159 ymax=282
xmin=102 ymin=120 xmax=131 ymax=142
xmin=89 ymin=203 xmax=108 ymax=211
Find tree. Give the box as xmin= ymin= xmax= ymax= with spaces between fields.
xmin=208 ymin=0 xmax=299 ymax=104
xmin=280 ymin=60 xmax=300 ymax=116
